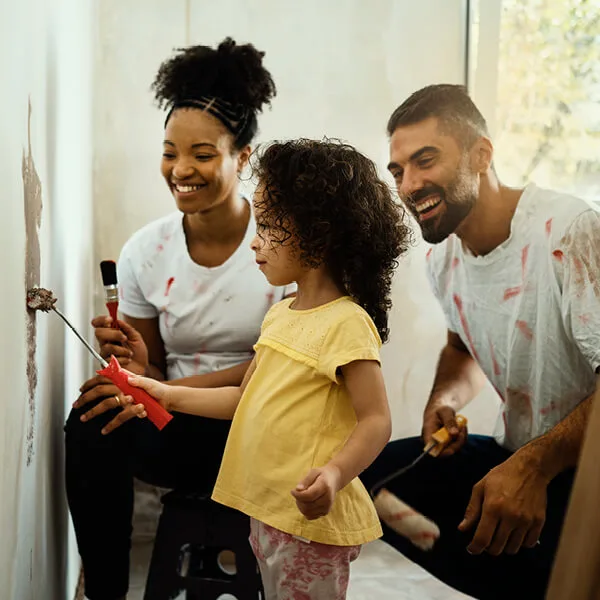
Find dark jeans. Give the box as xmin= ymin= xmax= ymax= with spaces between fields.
xmin=360 ymin=435 xmax=574 ymax=600
xmin=64 ymin=400 xmax=230 ymax=600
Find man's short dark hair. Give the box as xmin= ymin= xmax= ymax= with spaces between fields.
xmin=387 ymin=84 xmax=490 ymax=149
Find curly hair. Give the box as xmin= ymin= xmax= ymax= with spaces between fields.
xmin=252 ymin=138 xmax=412 ymax=343
xmin=151 ymin=37 xmax=276 ymax=148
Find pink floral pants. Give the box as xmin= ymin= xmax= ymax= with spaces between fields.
xmin=249 ymin=518 xmax=361 ymax=600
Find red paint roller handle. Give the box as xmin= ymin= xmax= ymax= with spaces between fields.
xmin=97 ymin=356 xmax=173 ymax=430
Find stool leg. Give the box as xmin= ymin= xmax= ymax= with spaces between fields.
xmin=143 ymin=512 xmax=184 ymax=600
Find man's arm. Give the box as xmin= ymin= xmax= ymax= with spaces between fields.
xmin=461 ymin=391 xmax=595 ymax=556
xmin=516 ymin=392 xmax=595 ymax=480
xmin=423 ymin=331 xmax=487 ymax=455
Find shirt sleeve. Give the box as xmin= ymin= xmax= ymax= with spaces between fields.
xmin=555 ymin=208 xmax=600 ymax=372
xmin=117 ymin=241 xmax=159 ymax=319
xmin=318 ymin=313 xmax=382 ymax=383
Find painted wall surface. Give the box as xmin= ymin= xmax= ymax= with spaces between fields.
xmin=93 ymin=0 xmax=499 ymax=440
xmin=0 ymin=0 xmax=93 ymax=598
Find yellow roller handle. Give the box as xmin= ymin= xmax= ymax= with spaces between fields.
xmin=427 ymin=414 xmax=468 ymax=457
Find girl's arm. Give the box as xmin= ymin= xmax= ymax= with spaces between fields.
xmin=292 ymin=359 xmax=391 ymax=519
xmin=128 ymin=358 xmax=257 ymax=420
xmin=328 ymin=359 xmax=392 ymax=487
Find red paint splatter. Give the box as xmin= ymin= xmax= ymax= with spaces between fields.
xmin=521 ymin=245 xmax=529 ymax=278
xmin=515 ymin=320 xmax=534 ymax=340
xmin=453 ymin=294 xmax=480 ymax=361
xmin=502 ymin=411 xmax=509 ymax=435
xmin=426 ymin=248 xmax=433 ymax=260
xmin=388 ymin=510 xmax=417 ymax=521
xmin=545 ymin=218 xmax=552 ymax=236
xmin=540 ymin=401 xmax=557 ymax=416
xmin=157 ymin=244 xmax=164 ymax=252
xmin=503 ymin=245 xmax=530 ymax=301
xmin=573 ymin=256 xmax=585 ymax=286
xmin=552 ymin=249 xmax=564 ymax=262
xmin=503 ymin=286 xmax=522 ymax=301
xmin=165 ymin=277 xmax=175 ymax=296
xmin=411 ymin=531 xmax=439 ymax=541
xmin=578 ymin=313 xmax=591 ymax=325
xmin=443 ymin=256 xmax=460 ymax=293
xmin=488 ymin=337 xmax=501 ymax=376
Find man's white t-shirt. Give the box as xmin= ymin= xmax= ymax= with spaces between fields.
xmin=427 ymin=184 xmax=600 ymax=451
xmin=117 ymin=207 xmax=296 ymax=381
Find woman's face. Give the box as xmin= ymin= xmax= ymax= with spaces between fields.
xmin=161 ymin=108 xmax=250 ymax=214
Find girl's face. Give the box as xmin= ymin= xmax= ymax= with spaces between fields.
xmin=161 ymin=108 xmax=250 ymax=215
xmin=250 ymin=186 xmax=301 ymax=287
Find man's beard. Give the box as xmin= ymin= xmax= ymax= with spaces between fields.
xmin=406 ymin=168 xmax=477 ymax=244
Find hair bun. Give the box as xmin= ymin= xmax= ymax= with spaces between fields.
xmin=152 ymin=37 xmax=276 ymax=113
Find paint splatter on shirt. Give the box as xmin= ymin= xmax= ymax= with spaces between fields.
xmin=427 ymin=183 xmax=600 ymax=451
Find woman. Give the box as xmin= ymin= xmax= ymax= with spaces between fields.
xmin=65 ymin=38 xmax=294 ymax=600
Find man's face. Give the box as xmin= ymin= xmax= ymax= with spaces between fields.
xmin=387 ymin=117 xmax=479 ymax=244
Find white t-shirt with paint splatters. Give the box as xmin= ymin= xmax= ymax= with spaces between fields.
xmin=117 ymin=207 xmax=296 ymax=381
xmin=427 ymin=184 xmax=600 ymax=451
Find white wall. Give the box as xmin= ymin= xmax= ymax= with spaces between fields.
xmin=93 ymin=0 xmax=498 ymax=439
xmin=0 ymin=0 xmax=94 ymax=598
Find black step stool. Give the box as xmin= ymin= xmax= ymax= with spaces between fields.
xmin=144 ymin=490 xmax=263 ymax=599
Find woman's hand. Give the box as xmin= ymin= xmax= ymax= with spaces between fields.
xmin=128 ymin=374 xmax=172 ymax=412
xmin=73 ymin=377 xmax=147 ymax=433
xmin=92 ymin=316 xmax=149 ymax=375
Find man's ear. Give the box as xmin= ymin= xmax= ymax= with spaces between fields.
xmin=471 ymin=137 xmax=493 ymax=173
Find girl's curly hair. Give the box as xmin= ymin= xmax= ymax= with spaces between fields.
xmin=151 ymin=37 xmax=276 ymax=148
xmin=252 ymin=138 xmax=412 ymax=343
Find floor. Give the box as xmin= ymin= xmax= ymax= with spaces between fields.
xmin=125 ymin=482 xmax=473 ymax=600
xmin=127 ymin=533 xmax=473 ymax=600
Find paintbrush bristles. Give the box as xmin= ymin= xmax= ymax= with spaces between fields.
xmin=100 ymin=260 xmax=118 ymax=286
xmin=26 ymin=287 xmax=57 ymax=312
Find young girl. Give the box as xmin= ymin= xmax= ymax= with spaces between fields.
xmin=129 ymin=138 xmax=411 ymax=599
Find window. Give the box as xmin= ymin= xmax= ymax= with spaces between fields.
xmin=470 ymin=0 xmax=600 ymax=203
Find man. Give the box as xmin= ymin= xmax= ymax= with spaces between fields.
xmin=361 ymin=84 xmax=600 ymax=600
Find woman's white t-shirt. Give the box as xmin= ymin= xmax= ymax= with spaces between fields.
xmin=117 ymin=208 xmax=296 ymax=381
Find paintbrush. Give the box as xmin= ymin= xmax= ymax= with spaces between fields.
xmin=26 ymin=287 xmax=172 ymax=430
xmin=100 ymin=260 xmax=119 ymax=328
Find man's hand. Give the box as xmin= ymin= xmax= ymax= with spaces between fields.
xmin=291 ymin=465 xmax=342 ymax=520
xmin=459 ymin=453 xmax=548 ymax=555
xmin=422 ymin=400 xmax=468 ymax=457
xmin=92 ymin=316 xmax=149 ymax=375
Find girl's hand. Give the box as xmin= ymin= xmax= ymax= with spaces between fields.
xmin=128 ymin=375 xmax=172 ymax=411
xmin=291 ymin=465 xmax=342 ymax=520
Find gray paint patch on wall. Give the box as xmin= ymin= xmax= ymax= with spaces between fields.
xmin=23 ymin=99 xmax=43 ymax=467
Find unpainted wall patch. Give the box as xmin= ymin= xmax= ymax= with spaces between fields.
xmin=23 ymin=98 xmax=43 ymax=466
